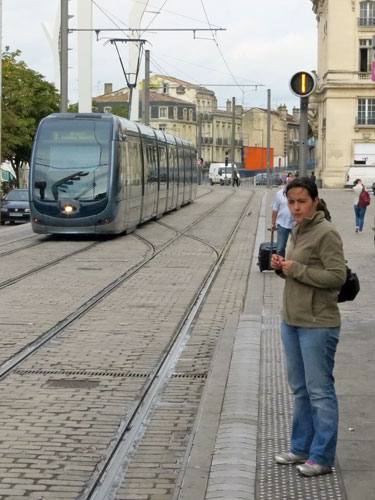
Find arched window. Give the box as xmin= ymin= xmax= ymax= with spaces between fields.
xmin=183 ymin=108 xmax=187 ymax=120
xmin=360 ymin=1 xmax=375 ymax=26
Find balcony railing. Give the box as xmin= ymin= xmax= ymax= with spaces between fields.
xmin=358 ymin=17 xmax=375 ymax=26
xmin=356 ymin=116 xmax=375 ymax=126
xmin=358 ymin=72 xmax=372 ymax=80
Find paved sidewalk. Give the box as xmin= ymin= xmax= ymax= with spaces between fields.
xmin=179 ymin=188 xmax=374 ymax=500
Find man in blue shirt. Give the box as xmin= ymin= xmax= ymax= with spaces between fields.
xmin=271 ymin=173 xmax=295 ymax=257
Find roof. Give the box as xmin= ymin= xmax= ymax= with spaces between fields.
xmin=245 ymin=107 xmax=298 ymax=123
xmin=94 ymin=88 xmax=195 ymax=106
xmin=152 ymin=74 xmax=213 ymax=95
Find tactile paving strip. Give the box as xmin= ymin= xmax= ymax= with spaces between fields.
xmin=256 ymin=297 xmax=348 ymax=500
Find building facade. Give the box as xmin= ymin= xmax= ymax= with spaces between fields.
xmin=311 ymin=0 xmax=375 ymax=187
xmin=242 ymin=105 xmax=300 ymax=169
xmin=149 ymin=76 xmax=243 ymax=165
xmin=93 ymin=83 xmax=197 ymax=144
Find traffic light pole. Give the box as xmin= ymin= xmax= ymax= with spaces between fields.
xmin=266 ymin=89 xmax=271 ymax=188
xmin=299 ymin=97 xmax=309 ymax=177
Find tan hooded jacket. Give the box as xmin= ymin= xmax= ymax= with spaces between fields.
xmin=281 ymin=211 xmax=346 ymax=328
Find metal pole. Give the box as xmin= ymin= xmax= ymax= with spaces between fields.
xmin=0 ymin=0 xmax=2 ymax=221
xmin=266 ymin=89 xmax=271 ymax=188
xmin=231 ymin=96 xmax=235 ymax=182
xmin=60 ymin=0 xmax=69 ymax=112
xmin=197 ymin=113 xmax=202 ymax=159
xmin=299 ymin=97 xmax=309 ymax=177
xmin=143 ymin=49 xmax=150 ymax=126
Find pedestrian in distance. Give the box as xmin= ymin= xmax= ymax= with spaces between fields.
xmin=353 ymin=178 xmax=370 ymax=232
xmin=271 ymin=177 xmax=346 ymax=477
xmin=232 ymin=169 xmax=240 ymax=187
xmin=271 ymin=173 xmax=295 ymax=257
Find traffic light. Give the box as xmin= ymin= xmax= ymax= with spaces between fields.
xmin=225 ymin=151 xmax=229 ymax=166
xmin=289 ymin=71 xmax=316 ymax=98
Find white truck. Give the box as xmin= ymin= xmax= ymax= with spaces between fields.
xmin=345 ymin=166 xmax=375 ymax=189
xmin=208 ymin=163 xmax=240 ymax=185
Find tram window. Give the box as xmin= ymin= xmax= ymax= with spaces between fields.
xmin=158 ymin=146 xmax=167 ymax=184
xmin=32 ymin=119 xmax=111 ymax=201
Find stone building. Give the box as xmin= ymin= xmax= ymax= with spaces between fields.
xmin=93 ymin=76 xmax=243 ymax=166
xmin=242 ymin=105 xmax=300 ymax=168
xmin=149 ymin=76 xmax=243 ymax=166
xmin=93 ymin=83 xmax=197 ymax=145
xmin=311 ymin=0 xmax=375 ymax=187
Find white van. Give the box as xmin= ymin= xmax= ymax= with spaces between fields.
xmin=209 ymin=163 xmax=240 ymax=185
xmin=345 ymin=166 xmax=375 ymax=188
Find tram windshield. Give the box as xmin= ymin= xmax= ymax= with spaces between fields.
xmin=32 ymin=118 xmax=112 ymax=202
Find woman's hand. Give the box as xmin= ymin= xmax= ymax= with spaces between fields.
xmin=281 ymin=260 xmax=294 ymax=275
xmin=271 ymin=254 xmax=284 ymax=271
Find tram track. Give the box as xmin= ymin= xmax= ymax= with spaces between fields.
xmin=84 ymin=190 xmax=255 ymax=499
xmin=0 ymin=189 xmax=236 ymax=379
xmin=0 ymin=187 xmax=258 ymax=500
xmin=0 ymin=240 xmax=100 ymax=290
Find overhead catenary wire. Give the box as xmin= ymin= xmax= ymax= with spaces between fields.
xmin=199 ymin=0 xmax=243 ymax=92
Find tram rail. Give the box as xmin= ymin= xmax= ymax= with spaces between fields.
xmin=0 ymin=189 xmax=236 ymax=378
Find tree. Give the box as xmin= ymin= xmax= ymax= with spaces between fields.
xmin=2 ymin=48 xmax=60 ymax=187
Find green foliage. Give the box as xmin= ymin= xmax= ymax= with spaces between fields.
xmin=2 ymin=48 xmax=59 ymax=186
xmin=110 ymin=105 xmax=129 ymax=119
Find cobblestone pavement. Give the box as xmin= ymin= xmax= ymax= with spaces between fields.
xmin=0 ymin=186 xmax=258 ymax=499
xmin=0 ymin=187 xmax=373 ymax=500
xmin=177 ymin=188 xmax=374 ymax=500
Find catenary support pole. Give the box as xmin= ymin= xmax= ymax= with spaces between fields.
xmin=0 ymin=0 xmax=2 ymax=218
xmin=231 ymin=96 xmax=236 ymax=181
xmin=60 ymin=0 xmax=69 ymax=112
xmin=143 ymin=49 xmax=150 ymax=126
xmin=266 ymin=89 xmax=271 ymax=188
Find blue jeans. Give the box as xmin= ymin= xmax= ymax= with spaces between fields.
xmin=281 ymin=321 xmax=340 ymax=466
xmin=276 ymin=225 xmax=291 ymax=258
xmin=354 ymin=204 xmax=366 ymax=231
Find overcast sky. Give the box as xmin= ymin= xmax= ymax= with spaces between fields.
xmin=3 ymin=0 xmax=317 ymax=112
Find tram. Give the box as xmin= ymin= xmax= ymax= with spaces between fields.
xmin=29 ymin=113 xmax=198 ymax=235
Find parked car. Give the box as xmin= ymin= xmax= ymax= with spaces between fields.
xmin=254 ymin=173 xmax=282 ymax=186
xmin=1 ymin=189 xmax=30 ymax=224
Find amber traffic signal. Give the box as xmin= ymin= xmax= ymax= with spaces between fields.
xmin=289 ymin=71 xmax=316 ymax=98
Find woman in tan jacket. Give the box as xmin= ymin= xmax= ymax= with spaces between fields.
xmin=271 ymin=177 xmax=346 ymax=477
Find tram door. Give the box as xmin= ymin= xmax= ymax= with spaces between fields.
xmin=167 ymin=142 xmax=178 ymax=211
xmin=141 ymin=139 xmax=158 ymax=220
xmin=176 ymin=140 xmax=185 ymax=208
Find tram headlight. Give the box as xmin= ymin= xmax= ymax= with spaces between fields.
xmin=63 ymin=204 xmax=74 ymax=214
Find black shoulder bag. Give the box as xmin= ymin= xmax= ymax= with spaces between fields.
xmin=338 ymin=265 xmax=360 ymax=303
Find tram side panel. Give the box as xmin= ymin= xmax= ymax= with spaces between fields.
xmin=167 ymin=140 xmax=177 ymax=211
xmin=157 ymin=142 xmax=168 ymax=216
xmin=140 ymin=138 xmax=158 ymax=221
xmin=176 ymin=139 xmax=185 ymax=208
xmin=119 ymin=133 xmax=143 ymax=231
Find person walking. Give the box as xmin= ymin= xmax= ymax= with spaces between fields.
xmin=232 ymin=168 xmax=239 ymax=187
xmin=271 ymin=177 xmax=346 ymax=477
xmin=353 ymin=178 xmax=368 ymax=232
xmin=271 ymin=173 xmax=295 ymax=257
